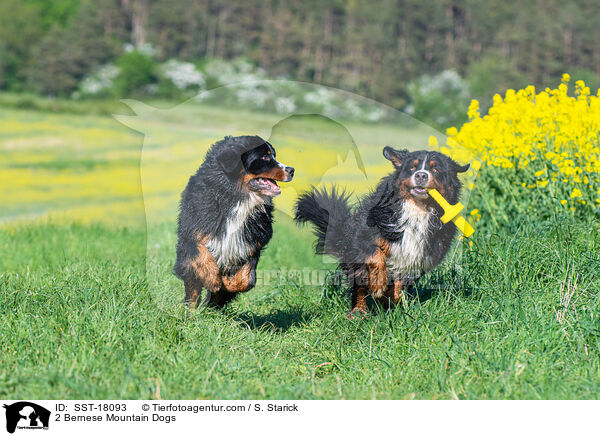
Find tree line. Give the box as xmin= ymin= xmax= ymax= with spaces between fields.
xmin=1 ymin=0 xmax=598 ymax=107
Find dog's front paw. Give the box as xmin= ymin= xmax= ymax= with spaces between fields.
xmin=392 ymin=280 xmax=405 ymax=304
xmin=347 ymin=307 xmax=368 ymax=320
xmin=222 ymin=263 xmax=254 ymax=293
xmin=371 ymin=288 xmax=386 ymax=299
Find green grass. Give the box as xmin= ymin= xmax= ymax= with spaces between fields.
xmin=0 ymin=92 xmax=135 ymax=117
xmin=1 ymin=216 xmax=599 ymax=399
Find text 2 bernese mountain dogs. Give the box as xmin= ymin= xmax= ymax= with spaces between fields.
xmin=174 ymin=135 xmax=294 ymax=308
xmin=295 ymin=146 xmax=469 ymax=317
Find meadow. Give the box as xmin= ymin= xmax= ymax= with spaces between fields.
xmin=1 ymin=92 xmax=599 ymax=399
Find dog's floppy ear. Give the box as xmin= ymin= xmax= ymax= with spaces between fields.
xmin=216 ymin=149 xmax=242 ymax=175
xmin=383 ymin=146 xmax=408 ymax=169
xmin=454 ymin=162 xmax=470 ymax=173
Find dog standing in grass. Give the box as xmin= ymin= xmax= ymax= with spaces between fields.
xmin=174 ymin=135 xmax=294 ymax=308
xmin=295 ymin=146 xmax=469 ymax=317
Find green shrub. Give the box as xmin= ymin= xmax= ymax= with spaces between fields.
xmin=406 ymin=70 xmax=469 ymax=129
xmin=467 ymin=54 xmax=527 ymax=109
xmin=565 ymin=68 xmax=600 ymax=93
xmin=115 ymin=51 xmax=158 ymax=97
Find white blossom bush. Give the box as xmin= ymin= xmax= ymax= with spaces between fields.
xmin=274 ymin=96 xmax=297 ymax=113
xmin=203 ymin=58 xmax=266 ymax=85
xmin=74 ymin=55 xmax=394 ymax=122
xmin=234 ymin=83 xmax=272 ymax=107
xmin=123 ymin=42 xmax=157 ymax=57
xmin=160 ymin=60 xmax=205 ymax=90
xmin=303 ymin=87 xmax=391 ymax=121
xmin=141 ymin=83 xmax=159 ymax=95
xmin=415 ymin=70 xmax=468 ymax=96
xmin=366 ymin=106 xmax=387 ymax=122
xmin=77 ymin=64 xmax=120 ymax=97
xmin=406 ymin=69 xmax=470 ymax=127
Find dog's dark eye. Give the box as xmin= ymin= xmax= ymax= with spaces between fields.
xmin=262 ymin=155 xmax=271 ymax=161
xmin=410 ymin=167 xmax=416 ymax=172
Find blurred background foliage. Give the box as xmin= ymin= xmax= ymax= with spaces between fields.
xmin=1 ymin=0 xmax=599 ymax=128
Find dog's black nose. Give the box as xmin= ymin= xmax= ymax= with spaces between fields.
xmin=414 ymin=170 xmax=429 ymax=185
xmin=285 ymin=166 xmax=295 ymax=177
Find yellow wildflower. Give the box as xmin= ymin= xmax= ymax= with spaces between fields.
xmin=467 ymin=100 xmax=480 ymax=119
xmin=446 ymin=127 xmax=458 ymax=136
xmin=443 ymin=75 xmax=599 ymax=217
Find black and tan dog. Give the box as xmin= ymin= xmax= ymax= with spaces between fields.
xmin=295 ymin=146 xmax=469 ymax=316
xmin=174 ymin=135 xmax=294 ymax=308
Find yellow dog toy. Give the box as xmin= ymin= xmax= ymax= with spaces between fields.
xmin=427 ymin=188 xmax=475 ymax=237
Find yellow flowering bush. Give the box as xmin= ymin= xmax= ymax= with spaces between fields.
xmin=443 ymin=74 xmax=600 ymax=225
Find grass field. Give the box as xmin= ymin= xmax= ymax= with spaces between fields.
xmin=1 ymin=100 xmax=599 ymax=399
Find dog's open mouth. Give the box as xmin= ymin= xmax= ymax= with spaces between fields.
xmin=249 ymin=177 xmax=281 ymax=196
xmin=410 ymin=186 xmax=429 ymax=198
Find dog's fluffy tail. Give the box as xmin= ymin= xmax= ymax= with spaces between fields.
xmin=294 ymin=186 xmax=353 ymax=262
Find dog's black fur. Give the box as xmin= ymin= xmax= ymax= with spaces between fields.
xmin=174 ymin=135 xmax=294 ymax=308
xmin=295 ymin=146 xmax=469 ymax=316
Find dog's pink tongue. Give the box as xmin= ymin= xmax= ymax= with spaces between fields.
xmin=269 ymin=180 xmax=281 ymax=193
xmin=262 ymin=178 xmax=280 ymax=194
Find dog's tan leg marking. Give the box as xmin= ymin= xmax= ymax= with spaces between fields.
xmin=189 ymin=235 xmax=221 ymax=293
xmin=367 ymin=238 xmax=390 ymax=299
xmin=393 ymin=280 xmax=405 ymax=304
xmin=222 ymin=263 xmax=253 ymax=293
xmin=349 ymin=286 xmax=369 ymax=318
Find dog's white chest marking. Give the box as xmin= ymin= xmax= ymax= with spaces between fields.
xmin=206 ymin=193 xmax=263 ymax=270
xmin=386 ymin=201 xmax=433 ymax=280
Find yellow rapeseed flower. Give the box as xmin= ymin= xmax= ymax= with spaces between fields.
xmin=446 ymin=127 xmax=458 ymax=136
xmin=443 ymin=75 xmax=600 ymax=216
